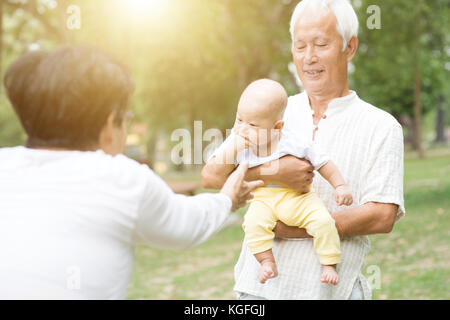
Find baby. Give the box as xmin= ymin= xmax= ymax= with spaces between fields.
xmin=212 ymin=79 xmax=353 ymax=285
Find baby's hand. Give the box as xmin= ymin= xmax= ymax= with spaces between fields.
xmin=233 ymin=130 xmax=250 ymax=152
xmin=334 ymin=185 xmax=353 ymax=206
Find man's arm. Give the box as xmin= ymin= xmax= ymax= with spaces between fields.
xmin=274 ymin=201 xmax=398 ymax=238
xmin=202 ymin=155 xmax=314 ymax=194
xmin=332 ymin=202 xmax=398 ymax=236
xmin=276 ymin=122 xmax=405 ymax=238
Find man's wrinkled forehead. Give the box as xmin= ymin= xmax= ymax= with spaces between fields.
xmin=292 ymin=10 xmax=338 ymax=41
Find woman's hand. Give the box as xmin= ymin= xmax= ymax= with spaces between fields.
xmin=220 ymin=162 xmax=264 ymax=212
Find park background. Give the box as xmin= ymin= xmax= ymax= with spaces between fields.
xmin=0 ymin=0 xmax=448 ymax=299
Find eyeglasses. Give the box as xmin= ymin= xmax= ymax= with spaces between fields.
xmin=125 ymin=110 xmax=134 ymax=121
xmin=124 ymin=110 xmax=134 ymax=130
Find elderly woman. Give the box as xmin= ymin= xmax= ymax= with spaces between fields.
xmin=202 ymin=0 xmax=405 ymax=300
xmin=0 ymin=46 xmax=262 ymax=299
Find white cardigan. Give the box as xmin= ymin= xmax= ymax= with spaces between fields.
xmin=0 ymin=147 xmax=231 ymax=299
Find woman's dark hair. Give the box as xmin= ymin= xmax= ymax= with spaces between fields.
xmin=4 ymin=45 xmax=135 ymax=149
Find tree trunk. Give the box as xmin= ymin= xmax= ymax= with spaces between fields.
xmin=398 ymin=114 xmax=416 ymax=149
xmin=434 ymin=94 xmax=447 ymax=144
xmin=413 ymin=0 xmax=425 ymax=158
xmin=413 ymin=68 xmax=425 ymax=158
xmin=145 ymin=133 xmax=157 ymax=170
xmin=0 ymin=0 xmax=3 ymax=92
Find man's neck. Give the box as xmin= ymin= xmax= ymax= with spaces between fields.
xmin=307 ymin=84 xmax=350 ymax=114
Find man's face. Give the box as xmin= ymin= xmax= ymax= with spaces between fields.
xmin=292 ymin=11 xmax=350 ymax=95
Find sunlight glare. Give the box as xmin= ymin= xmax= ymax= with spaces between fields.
xmin=128 ymin=0 xmax=164 ymax=16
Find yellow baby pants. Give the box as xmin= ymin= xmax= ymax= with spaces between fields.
xmin=243 ymin=186 xmax=341 ymax=265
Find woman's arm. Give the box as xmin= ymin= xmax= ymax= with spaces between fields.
xmin=201 ymin=154 xmax=237 ymax=190
xmin=201 ymin=134 xmax=243 ymax=189
xmin=135 ymin=162 xmax=263 ymax=250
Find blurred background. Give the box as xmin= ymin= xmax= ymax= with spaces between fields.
xmin=0 ymin=0 xmax=448 ymax=299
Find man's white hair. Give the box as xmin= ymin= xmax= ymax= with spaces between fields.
xmin=289 ymin=0 xmax=359 ymax=51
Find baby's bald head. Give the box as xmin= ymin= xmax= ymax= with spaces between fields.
xmin=237 ymin=79 xmax=288 ymax=125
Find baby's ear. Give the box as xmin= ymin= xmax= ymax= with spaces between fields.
xmin=274 ymin=120 xmax=284 ymax=130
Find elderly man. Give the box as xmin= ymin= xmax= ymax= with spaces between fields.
xmin=202 ymin=0 xmax=405 ymax=299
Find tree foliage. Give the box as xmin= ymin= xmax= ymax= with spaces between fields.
xmin=353 ymin=0 xmax=450 ymax=118
xmin=0 ymin=0 xmax=448 ymax=155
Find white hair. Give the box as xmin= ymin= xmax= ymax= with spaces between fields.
xmin=289 ymin=0 xmax=359 ymax=51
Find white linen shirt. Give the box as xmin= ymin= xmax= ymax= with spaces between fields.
xmin=235 ymin=127 xmax=330 ymax=171
xmin=0 ymin=147 xmax=231 ymax=299
xmin=231 ymin=90 xmax=405 ymax=300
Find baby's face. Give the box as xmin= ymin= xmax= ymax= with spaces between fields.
xmin=233 ymin=80 xmax=287 ymax=149
xmin=233 ymin=98 xmax=283 ymax=148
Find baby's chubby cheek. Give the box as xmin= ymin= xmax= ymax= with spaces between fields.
xmin=234 ymin=123 xmax=250 ymax=138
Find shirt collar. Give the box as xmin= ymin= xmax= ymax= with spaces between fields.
xmin=303 ymin=90 xmax=358 ymax=117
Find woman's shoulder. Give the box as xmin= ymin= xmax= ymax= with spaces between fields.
xmin=0 ymin=146 xmax=153 ymax=182
xmin=93 ymin=151 xmax=155 ymax=181
xmin=73 ymin=151 xmax=160 ymax=200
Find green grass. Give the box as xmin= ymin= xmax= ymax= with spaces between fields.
xmin=127 ymin=148 xmax=450 ymax=300
xmin=366 ymin=149 xmax=450 ymax=299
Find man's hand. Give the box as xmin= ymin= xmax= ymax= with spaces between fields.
xmin=220 ymin=161 xmax=264 ymax=212
xmin=203 ymin=153 xmax=314 ymax=194
xmin=261 ymin=155 xmax=315 ymax=194
xmin=273 ymin=221 xmax=312 ymax=239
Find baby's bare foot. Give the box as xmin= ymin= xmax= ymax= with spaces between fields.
xmin=258 ymin=261 xmax=278 ymax=284
xmin=320 ymin=265 xmax=339 ymax=285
